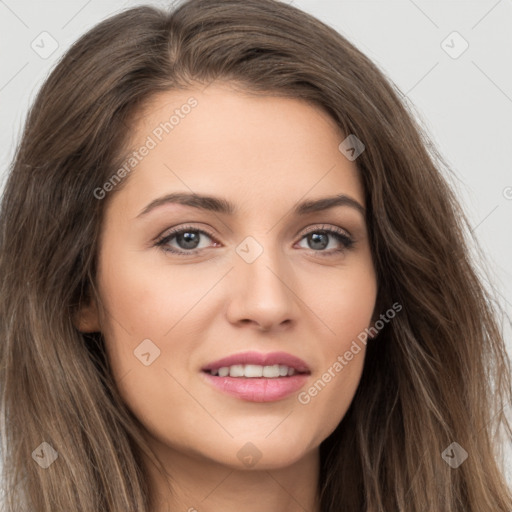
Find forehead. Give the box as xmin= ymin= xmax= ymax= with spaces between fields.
xmin=109 ymin=83 xmax=365 ymax=217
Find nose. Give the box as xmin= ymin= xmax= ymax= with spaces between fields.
xmin=225 ymin=242 xmax=298 ymax=332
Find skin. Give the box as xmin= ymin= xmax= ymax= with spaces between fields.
xmin=76 ymin=81 xmax=378 ymax=512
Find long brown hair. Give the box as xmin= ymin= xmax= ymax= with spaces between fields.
xmin=1 ymin=1 xmax=511 ymax=510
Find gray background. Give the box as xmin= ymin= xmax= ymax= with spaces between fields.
xmin=0 ymin=0 xmax=510 ymax=487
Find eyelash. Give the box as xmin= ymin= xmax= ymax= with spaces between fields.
xmin=154 ymin=224 xmax=355 ymax=258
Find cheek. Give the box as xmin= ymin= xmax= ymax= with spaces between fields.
xmin=96 ymin=238 xmax=211 ymax=344
xmin=298 ymin=333 xmax=367 ymax=447
xmin=298 ymin=262 xmax=376 ymax=441
xmin=94 ymin=245 xmax=215 ymax=401
xmin=94 ymin=253 xmax=199 ymax=441
xmin=318 ymin=258 xmax=377 ymax=350
xmin=94 ymin=246 xmax=174 ymax=380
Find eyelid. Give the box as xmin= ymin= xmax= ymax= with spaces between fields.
xmin=300 ymin=224 xmax=351 ymax=239
xmin=154 ymin=224 xmax=218 ymax=245
xmin=154 ymin=222 xmax=355 ymax=257
xmin=154 ymin=223 xmax=351 ymax=245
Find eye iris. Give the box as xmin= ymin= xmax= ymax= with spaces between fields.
xmin=161 ymin=228 xmax=346 ymax=254
xmin=178 ymin=231 xmax=200 ymax=249
xmin=308 ymin=232 xmax=328 ymax=250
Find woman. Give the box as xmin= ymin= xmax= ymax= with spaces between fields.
xmin=0 ymin=0 xmax=511 ymax=510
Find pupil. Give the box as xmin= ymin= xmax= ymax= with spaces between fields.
xmin=309 ymin=232 xmax=327 ymax=250
xmin=179 ymin=232 xmax=199 ymax=249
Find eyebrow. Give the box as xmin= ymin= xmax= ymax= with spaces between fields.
xmin=136 ymin=192 xmax=366 ymax=218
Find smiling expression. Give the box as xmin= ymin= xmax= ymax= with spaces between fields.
xmin=77 ymin=81 xmax=378 ymax=470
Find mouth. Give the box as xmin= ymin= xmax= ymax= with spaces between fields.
xmin=204 ymin=364 xmax=307 ymax=378
xmin=201 ymin=351 xmax=311 ymax=402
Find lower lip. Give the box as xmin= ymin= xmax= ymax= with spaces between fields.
xmin=201 ymin=372 xmax=309 ymax=402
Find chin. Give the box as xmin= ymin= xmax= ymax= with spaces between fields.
xmin=203 ymin=434 xmax=318 ymax=471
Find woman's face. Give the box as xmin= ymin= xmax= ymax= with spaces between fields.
xmin=78 ymin=82 xmax=378 ymax=470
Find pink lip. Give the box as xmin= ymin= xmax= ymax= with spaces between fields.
xmin=202 ymin=351 xmax=310 ymax=373
xmin=201 ymin=351 xmax=311 ymax=403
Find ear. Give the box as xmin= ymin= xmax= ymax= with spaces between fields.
xmin=74 ymin=297 xmax=101 ymax=333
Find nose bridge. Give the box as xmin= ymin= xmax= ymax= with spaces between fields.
xmin=236 ymin=232 xmax=289 ymax=294
xmin=227 ymin=231 xmax=297 ymax=328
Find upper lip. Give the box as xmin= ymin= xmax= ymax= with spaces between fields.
xmin=202 ymin=351 xmax=311 ymax=373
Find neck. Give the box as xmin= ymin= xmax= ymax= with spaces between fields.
xmin=143 ymin=442 xmax=321 ymax=512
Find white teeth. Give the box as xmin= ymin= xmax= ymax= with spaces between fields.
xmin=229 ymin=364 xmax=244 ymax=377
xmin=245 ymin=364 xmax=263 ymax=377
xmin=209 ymin=364 xmax=298 ymax=378
xmin=218 ymin=367 xmax=229 ymax=377
xmin=262 ymin=364 xmax=280 ymax=378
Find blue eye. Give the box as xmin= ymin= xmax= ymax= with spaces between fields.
xmin=297 ymin=226 xmax=355 ymax=256
xmin=155 ymin=226 xmax=215 ymax=256
xmin=155 ymin=224 xmax=354 ymax=257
